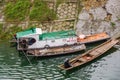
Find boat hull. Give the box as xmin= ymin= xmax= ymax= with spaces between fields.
xmin=26 ymin=44 xmax=86 ymax=57
xmin=17 ymin=32 xmax=110 ymax=50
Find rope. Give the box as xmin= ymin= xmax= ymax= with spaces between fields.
xmin=21 ymin=50 xmax=32 ymax=65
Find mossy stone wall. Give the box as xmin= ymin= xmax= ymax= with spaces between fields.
xmin=0 ymin=0 xmax=79 ymax=32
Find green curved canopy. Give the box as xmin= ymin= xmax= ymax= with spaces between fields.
xmin=39 ymin=30 xmax=76 ymax=40
xmin=16 ymin=28 xmax=36 ymax=38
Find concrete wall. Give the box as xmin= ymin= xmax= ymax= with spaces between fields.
xmin=0 ymin=0 xmax=78 ymax=32
xmin=1 ymin=0 xmax=119 ymax=35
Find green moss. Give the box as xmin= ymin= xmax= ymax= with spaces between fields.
xmin=56 ymin=0 xmax=66 ymax=7
xmin=29 ymin=0 xmax=56 ymax=21
xmin=0 ymin=23 xmax=6 ymax=40
xmin=0 ymin=0 xmax=4 ymax=6
xmin=0 ymin=25 xmax=23 ymax=40
xmin=118 ymin=18 xmax=120 ymax=21
xmin=4 ymin=0 xmax=30 ymax=22
xmin=110 ymin=22 xmax=116 ymax=29
xmin=0 ymin=23 xmax=3 ymax=31
xmin=4 ymin=0 xmax=57 ymax=22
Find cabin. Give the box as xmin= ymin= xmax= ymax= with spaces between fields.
xmin=16 ymin=28 xmax=42 ymax=39
xmin=17 ymin=29 xmax=78 ymax=49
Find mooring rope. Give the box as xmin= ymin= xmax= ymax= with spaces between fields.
xmin=21 ymin=50 xmax=32 ymax=65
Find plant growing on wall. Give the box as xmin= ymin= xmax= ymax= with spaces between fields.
xmin=4 ymin=0 xmax=30 ymax=22
xmin=56 ymin=0 xmax=66 ymax=7
xmin=0 ymin=23 xmax=3 ymax=32
xmin=0 ymin=25 xmax=23 ymax=40
xmin=110 ymin=22 xmax=116 ymax=29
xmin=29 ymin=0 xmax=56 ymax=21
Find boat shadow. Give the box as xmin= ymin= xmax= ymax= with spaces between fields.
xmin=65 ymin=47 xmax=118 ymax=74
xmin=35 ymin=50 xmax=85 ymax=60
xmin=85 ymin=39 xmax=107 ymax=48
xmin=18 ymin=50 xmax=86 ymax=66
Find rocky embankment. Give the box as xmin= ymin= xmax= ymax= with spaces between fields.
xmin=76 ymin=0 xmax=120 ymax=36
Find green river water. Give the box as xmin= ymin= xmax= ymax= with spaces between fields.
xmin=0 ymin=41 xmax=120 ymax=80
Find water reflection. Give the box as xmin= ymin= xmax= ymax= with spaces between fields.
xmin=0 ymin=41 xmax=120 ymax=79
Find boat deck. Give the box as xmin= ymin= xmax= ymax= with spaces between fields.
xmin=77 ymin=32 xmax=110 ymax=44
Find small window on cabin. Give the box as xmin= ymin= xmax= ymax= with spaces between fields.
xmin=28 ymin=38 xmax=36 ymax=45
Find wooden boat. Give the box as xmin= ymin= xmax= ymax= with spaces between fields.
xmin=17 ymin=32 xmax=110 ymax=50
xmin=58 ymin=39 xmax=119 ymax=70
xmin=26 ymin=43 xmax=86 ymax=57
xmin=77 ymin=32 xmax=110 ymax=44
xmin=17 ymin=30 xmax=77 ymax=50
xmin=17 ymin=29 xmax=86 ymax=57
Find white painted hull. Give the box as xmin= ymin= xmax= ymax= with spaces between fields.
xmin=28 ymin=36 xmax=78 ymax=49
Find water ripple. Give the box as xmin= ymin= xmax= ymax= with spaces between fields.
xmin=0 ymin=42 xmax=120 ymax=79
